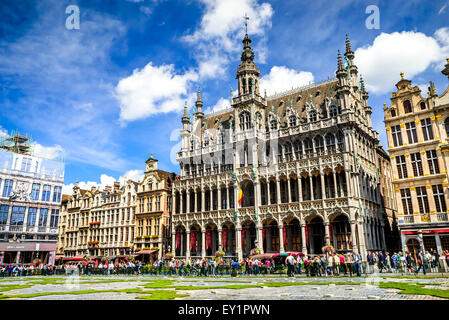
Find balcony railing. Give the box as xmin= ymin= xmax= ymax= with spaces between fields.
xmin=401 ymin=213 xmax=449 ymax=224
xmin=9 ymin=226 xmax=23 ymax=232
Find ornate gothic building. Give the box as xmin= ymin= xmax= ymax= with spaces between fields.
xmin=171 ymin=33 xmax=389 ymax=260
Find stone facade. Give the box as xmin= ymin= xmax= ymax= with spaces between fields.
xmin=134 ymin=155 xmax=175 ymax=261
xmin=171 ymin=34 xmax=389 ymax=261
xmin=61 ymin=181 xmax=137 ymax=259
xmin=384 ymin=60 xmax=449 ymax=257
xmin=0 ymin=149 xmax=64 ymax=264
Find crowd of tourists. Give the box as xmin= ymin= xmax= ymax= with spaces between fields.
xmin=1 ymin=249 xmax=448 ymax=278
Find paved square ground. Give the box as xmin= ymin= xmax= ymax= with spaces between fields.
xmin=0 ymin=274 xmax=447 ymax=300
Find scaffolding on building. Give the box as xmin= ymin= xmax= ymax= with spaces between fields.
xmin=0 ymin=130 xmax=34 ymax=156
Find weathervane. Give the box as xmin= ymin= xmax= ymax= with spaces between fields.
xmin=244 ymin=13 xmax=249 ymax=34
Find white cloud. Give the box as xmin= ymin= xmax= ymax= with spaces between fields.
xmin=33 ymin=143 xmax=64 ymax=160
xmin=183 ymin=0 xmax=273 ymax=79
xmin=439 ymin=2 xmax=448 ymax=15
xmin=354 ymin=30 xmax=449 ymax=94
xmin=115 ymin=62 xmax=198 ymax=122
xmin=139 ymin=6 xmax=152 ymax=15
xmin=260 ymin=66 xmax=314 ymax=96
xmin=204 ymin=97 xmax=231 ymax=114
xmin=62 ymin=169 xmax=144 ymax=195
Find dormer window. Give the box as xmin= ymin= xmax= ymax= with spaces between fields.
xmin=270 ymin=119 xmax=277 ymax=130
xmin=403 ymin=100 xmax=412 ymax=113
xmin=390 ymin=108 xmax=396 ymax=117
xmin=329 ymin=105 xmax=338 ymax=117
xmin=289 ymin=115 xmax=297 ymax=127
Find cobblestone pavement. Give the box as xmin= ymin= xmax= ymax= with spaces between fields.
xmin=0 ymin=274 xmax=448 ymax=300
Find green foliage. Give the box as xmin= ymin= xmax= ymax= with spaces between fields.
xmin=379 ymin=282 xmax=449 ymax=299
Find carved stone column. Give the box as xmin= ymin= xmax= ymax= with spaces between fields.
xmin=201 ymin=229 xmax=206 ymax=258
xmin=171 ymin=231 xmax=176 ymax=255
xmin=218 ymin=228 xmax=222 ymax=251
xmin=186 ymin=230 xmax=191 ymax=258
xmin=236 ymin=226 xmax=243 ymax=260
xmin=324 ymin=222 xmax=330 ymax=246
xmin=300 ymin=221 xmax=307 ymax=254
xmin=279 ymin=223 xmax=285 ymax=253
xmin=287 ymin=177 xmax=292 ymax=203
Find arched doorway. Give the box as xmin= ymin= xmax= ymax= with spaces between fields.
xmin=263 ymin=219 xmax=279 ymax=253
xmin=175 ymin=226 xmax=187 ymax=257
xmin=189 ymin=224 xmax=201 ymax=257
xmin=330 ymin=214 xmax=352 ymax=253
xmin=205 ymin=223 xmax=218 ymax=256
xmin=222 ymin=222 xmax=236 ymax=257
xmin=407 ymin=238 xmax=420 ymax=260
xmin=241 ymin=220 xmax=256 ymax=257
xmin=307 ymin=215 xmax=324 ymax=255
xmin=284 ymin=217 xmax=301 ymax=251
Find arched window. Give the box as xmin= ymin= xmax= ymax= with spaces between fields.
xmin=248 ymin=78 xmax=253 ymax=94
xmin=270 ymin=119 xmax=277 ymax=130
xmin=325 ymin=133 xmax=336 ymax=153
xmin=445 ymin=117 xmax=449 ymax=137
xmin=309 ymin=110 xmax=317 ymax=122
xmin=190 ymin=139 xmax=194 ymax=151
xmin=304 ymin=138 xmax=313 ymax=156
xmin=242 ymin=78 xmax=247 ymax=94
xmin=293 ymin=140 xmax=302 ymax=152
xmin=239 ymin=111 xmax=251 ymax=131
xmin=204 ymin=136 xmax=209 ymax=147
xmin=337 ymin=131 xmax=344 ymax=151
xmin=329 ymin=105 xmax=338 ymax=117
xmin=284 ymin=142 xmax=292 ymax=154
xmin=255 ymin=112 xmax=262 ymax=130
xmin=314 ymin=136 xmax=324 ymax=155
xmin=289 ymin=115 xmax=297 ymax=127
xmin=403 ymin=100 xmax=412 ymax=113
xmin=390 ymin=108 xmax=396 ymax=117
xmin=420 ymin=101 xmax=426 ymax=110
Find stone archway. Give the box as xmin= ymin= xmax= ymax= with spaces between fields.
xmin=205 ymin=223 xmax=218 ymax=256
xmin=330 ymin=214 xmax=352 ymax=253
xmin=222 ymin=222 xmax=236 ymax=257
xmin=241 ymin=220 xmax=256 ymax=257
xmin=175 ymin=225 xmax=187 ymax=257
xmin=263 ymin=219 xmax=279 ymax=253
xmin=189 ymin=224 xmax=201 ymax=257
xmin=284 ymin=217 xmax=301 ymax=251
xmin=307 ymin=215 xmax=324 ymax=255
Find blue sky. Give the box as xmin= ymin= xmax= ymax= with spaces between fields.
xmin=0 ymin=0 xmax=448 ymax=193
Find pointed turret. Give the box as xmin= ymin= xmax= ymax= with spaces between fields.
xmin=360 ymin=75 xmax=369 ymax=100
xmin=195 ymin=88 xmax=204 ymax=118
xmin=236 ymin=30 xmax=260 ymax=98
xmin=182 ymin=101 xmax=190 ymax=130
xmin=345 ymin=34 xmax=354 ymax=60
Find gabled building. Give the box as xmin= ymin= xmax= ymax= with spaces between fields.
xmin=384 ymin=59 xmax=449 ymax=258
xmin=134 ymin=154 xmax=175 ymax=261
xmin=171 ymin=32 xmax=388 ymax=261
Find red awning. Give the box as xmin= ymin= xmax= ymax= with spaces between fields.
xmin=136 ymin=249 xmax=158 ymax=255
xmin=251 ymin=253 xmax=274 ymax=259
xmin=62 ymin=255 xmax=85 ymax=261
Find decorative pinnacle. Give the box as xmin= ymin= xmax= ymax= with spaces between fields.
xmin=337 ymin=50 xmax=343 ymax=70
xmin=400 ymin=72 xmax=404 ymax=80
xmin=244 ymin=13 xmax=249 ymax=34
xmin=150 ymin=153 xmax=153 ymax=159
xmin=345 ymin=34 xmax=352 ymax=53
xmin=183 ymin=101 xmax=188 ymax=117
